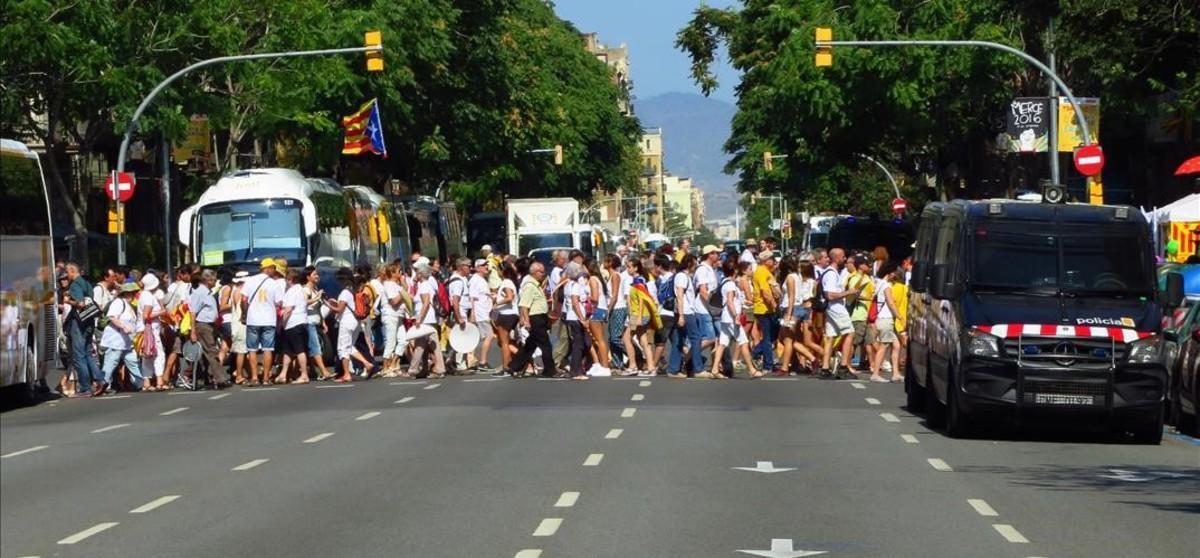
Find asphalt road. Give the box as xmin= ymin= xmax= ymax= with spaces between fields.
xmin=2 ymin=374 xmax=1197 ymax=558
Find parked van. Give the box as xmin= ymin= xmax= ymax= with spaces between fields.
xmin=906 ymin=199 xmax=1183 ymax=443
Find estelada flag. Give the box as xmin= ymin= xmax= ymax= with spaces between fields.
xmin=342 ymin=99 xmax=388 ymax=158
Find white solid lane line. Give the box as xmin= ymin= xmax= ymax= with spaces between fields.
xmin=583 ymin=453 xmax=604 ymax=466
xmin=900 ymin=434 xmax=919 ymax=444
xmin=424 ymin=383 xmax=442 ymax=390
xmin=880 ymin=413 xmax=900 ymax=423
xmin=639 ymin=380 xmax=652 ymax=387
xmin=865 ymin=397 xmax=881 ymax=405
xmin=91 ymin=423 xmax=130 ymax=434
xmin=514 ymin=550 xmax=542 ymax=558
xmin=304 ymin=432 xmax=335 ymax=444
xmin=389 ymin=381 xmax=427 ymax=386
xmin=231 ymin=459 xmax=269 ymax=471
xmin=356 ymin=411 xmax=381 ymax=421
xmin=315 ymin=384 xmax=355 ymax=389
xmin=554 ymin=492 xmax=580 ymax=508
xmin=1 ymin=445 xmax=49 ymax=459
xmin=532 ymin=518 xmax=563 ymax=537
xmin=243 ymin=387 xmax=280 ymax=392
xmin=395 ymin=397 xmax=415 ymax=404
xmin=464 ymin=378 xmax=502 ymax=382
xmin=57 ymin=522 xmax=119 ymax=544
xmin=927 ymin=458 xmax=953 ymax=472
xmin=631 ymin=393 xmax=645 ymax=401
xmin=968 ymin=499 xmax=999 ymax=517
xmin=851 ymin=382 xmax=866 ymax=389
xmin=160 ymin=407 xmax=189 ymax=416
xmin=992 ymin=524 xmax=1030 ymax=543
xmin=94 ymin=395 xmax=132 ymax=399
xmin=605 ymin=429 xmax=623 ymax=439
xmin=208 ymin=393 xmax=230 ymax=400
xmin=621 ymin=408 xmax=637 ymax=418
xmin=129 ymin=495 xmax=181 ymax=514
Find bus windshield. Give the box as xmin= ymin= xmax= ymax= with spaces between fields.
xmin=0 ymin=149 xmax=51 ymax=236
xmin=971 ymin=224 xmax=1152 ymax=295
xmin=518 ymin=233 xmax=573 ymax=255
xmin=198 ymin=199 xmax=305 ymax=267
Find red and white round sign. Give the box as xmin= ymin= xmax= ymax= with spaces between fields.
xmin=1073 ymin=144 xmax=1105 ymax=177
xmin=105 ymin=172 xmax=136 ymax=202
xmin=891 ymin=197 xmax=907 ymax=214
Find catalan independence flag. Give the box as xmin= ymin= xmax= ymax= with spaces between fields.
xmin=342 ymin=99 xmax=388 ymax=158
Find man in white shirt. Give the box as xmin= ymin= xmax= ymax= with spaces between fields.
xmin=469 ymin=259 xmax=496 ymax=371
xmin=162 ymin=265 xmax=194 ymax=387
xmin=407 ymin=264 xmax=446 ymax=378
xmin=447 ymin=258 xmax=473 ymax=372
xmin=819 ymin=248 xmax=862 ymax=379
xmin=740 ymin=237 xmax=758 ymax=272
xmin=241 ymin=258 xmax=284 ymax=385
xmin=547 ymin=250 xmax=569 ymax=368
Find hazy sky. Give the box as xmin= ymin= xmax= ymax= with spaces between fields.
xmin=553 ymin=0 xmax=740 ymax=104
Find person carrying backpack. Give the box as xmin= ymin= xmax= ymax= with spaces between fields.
xmin=324 ymin=267 xmax=374 ymax=383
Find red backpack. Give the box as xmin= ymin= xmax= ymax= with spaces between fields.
xmin=352 ymin=290 xmax=371 ymax=320
xmin=435 ymin=277 xmax=460 ymax=318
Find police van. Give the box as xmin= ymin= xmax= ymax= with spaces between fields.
xmin=905 ymin=199 xmax=1184 ymax=443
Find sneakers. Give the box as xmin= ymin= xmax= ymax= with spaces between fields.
xmin=817 ymin=368 xmax=836 ymax=380
xmin=490 ymin=369 xmax=511 ymax=378
xmin=881 ymin=360 xmax=894 ymax=373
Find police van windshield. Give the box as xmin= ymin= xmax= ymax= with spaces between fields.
xmin=971 ymin=222 xmax=1152 ymax=296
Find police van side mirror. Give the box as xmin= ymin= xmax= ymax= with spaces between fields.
xmin=1163 ymin=272 xmax=1184 ymax=309
xmin=910 ymin=261 xmax=927 ymax=292
xmin=930 ymin=264 xmax=957 ymax=299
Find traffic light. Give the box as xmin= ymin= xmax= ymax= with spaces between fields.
xmin=554 ymin=144 xmax=563 ymax=166
xmin=107 ymin=205 xmax=125 ymax=234
xmin=365 ymin=31 xmax=383 ymax=72
xmin=815 ymin=27 xmax=832 ymax=67
xmin=763 ymin=151 xmax=773 ymax=172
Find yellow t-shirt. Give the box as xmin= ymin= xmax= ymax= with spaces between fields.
xmin=752 ymin=266 xmax=775 ymax=315
xmin=892 ymin=282 xmax=909 ymax=332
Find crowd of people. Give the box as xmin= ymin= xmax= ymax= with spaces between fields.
xmin=53 ymin=238 xmax=911 ymax=397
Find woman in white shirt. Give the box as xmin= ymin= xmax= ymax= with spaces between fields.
xmin=138 ymin=274 xmax=167 ymax=390
xmin=711 ymin=258 xmax=762 ymax=379
xmin=604 ymin=254 xmax=631 ymax=371
xmin=379 ymin=263 xmax=408 ymax=377
xmin=405 ymin=263 xmax=446 ymax=379
xmin=302 ymin=267 xmax=334 ymax=381
xmin=493 ymin=261 xmax=521 ymax=372
xmin=563 ymin=263 xmax=591 ymax=380
xmin=276 ymin=269 xmax=311 ymax=384
xmin=323 ymin=267 xmax=372 ymax=383
xmin=869 ymin=263 xmax=901 ymax=383
xmin=796 ymin=262 xmax=825 ymax=365
xmin=777 ymin=257 xmax=817 ymax=375
xmin=99 ymin=284 xmax=146 ymax=394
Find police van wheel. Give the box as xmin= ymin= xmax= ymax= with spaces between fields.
xmin=945 ymin=376 xmax=972 ymax=438
xmin=925 ymin=375 xmax=946 ymax=428
xmin=1129 ymin=412 xmax=1164 ymax=445
xmin=905 ymin=367 xmax=926 ymax=413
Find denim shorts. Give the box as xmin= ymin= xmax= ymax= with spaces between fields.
xmin=793 ymin=306 xmax=811 ymax=322
xmin=697 ymin=313 xmax=717 ymax=340
xmin=246 ymin=325 xmax=276 ymax=351
xmin=591 ymin=308 xmax=608 ymax=322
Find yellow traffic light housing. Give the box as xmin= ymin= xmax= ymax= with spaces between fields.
xmin=365 ymin=31 xmax=383 ymax=72
xmin=107 ymin=205 xmax=125 ymax=234
xmin=815 ymin=27 xmax=832 ymax=67
xmin=763 ymin=151 xmax=774 ymax=172
xmin=554 ymin=144 xmax=564 ymax=165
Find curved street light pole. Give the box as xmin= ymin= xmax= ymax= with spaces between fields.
xmin=858 ymin=154 xmax=902 ymax=199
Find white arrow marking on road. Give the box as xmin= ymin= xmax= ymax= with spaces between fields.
xmin=2 ymin=445 xmax=49 ymax=459
xmin=736 ymin=538 xmax=828 ymax=557
xmin=91 ymin=423 xmax=130 ymax=434
xmin=315 ymin=384 xmax=355 ymax=389
xmin=160 ymin=407 xmax=189 ymax=416
xmin=733 ymin=461 xmax=798 ymax=474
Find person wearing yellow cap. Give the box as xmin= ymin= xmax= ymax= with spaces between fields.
xmin=241 ymin=257 xmax=284 ymax=385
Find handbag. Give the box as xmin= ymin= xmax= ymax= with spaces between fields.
xmin=139 ymin=326 xmax=159 ymax=358
xmin=74 ymin=299 xmax=102 ymax=323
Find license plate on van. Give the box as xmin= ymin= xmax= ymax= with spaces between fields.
xmin=1033 ymin=393 xmax=1094 ymax=405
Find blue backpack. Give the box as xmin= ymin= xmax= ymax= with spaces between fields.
xmin=657 ymin=274 xmax=677 ymax=312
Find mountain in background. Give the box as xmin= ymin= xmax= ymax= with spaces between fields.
xmin=634 ymin=92 xmax=738 ymax=220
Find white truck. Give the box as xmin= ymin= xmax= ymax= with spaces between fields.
xmin=506 ymin=198 xmax=579 ymax=256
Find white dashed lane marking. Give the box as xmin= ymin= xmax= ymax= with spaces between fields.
xmin=1 ymin=445 xmax=49 ymax=459
xmin=208 ymin=393 xmax=230 ymax=400
xmin=532 ymin=518 xmax=563 ymax=537
xmin=968 ymin=499 xmax=999 ymax=517
xmin=583 ymin=453 xmax=604 ymax=466
xmin=605 ymin=429 xmax=623 ymax=439
xmin=395 ymin=397 xmax=415 ymax=404
xmin=91 ymin=423 xmax=130 ymax=434
xmin=424 ymin=383 xmax=442 ymax=390
xmin=57 ymin=522 xmax=119 ymax=544
xmin=639 ymin=380 xmax=652 ymax=387
xmin=631 ymin=394 xmax=644 ymax=401
xmin=304 ymin=433 xmax=335 ymax=444
xmin=621 ymin=408 xmax=637 ymax=418
xmin=992 ymin=524 xmax=1030 ymax=543
xmin=880 ymin=413 xmax=900 ymax=423
xmin=159 ymin=407 xmax=189 ymax=416
xmin=554 ymin=492 xmax=579 ymax=508
xmin=129 ymin=495 xmax=181 ymax=514
xmin=355 ymin=411 xmax=381 ymax=421
xmin=927 ymin=458 xmax=953 ymax=472
xmin=851 ymin=382 xmax=866 ymax=389
xmin=231 ymin=459 xmax=269 ymax=471
xmin=865 ymin=397 xmax=881 ymax=405
xmin=901 ymin=434 xmax=919 ymax=444
xmin=515 ymin=550 xmax=542 ymax=557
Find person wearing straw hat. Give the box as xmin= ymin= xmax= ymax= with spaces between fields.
xmin=97 ymin=283 xmax=146 ymax=396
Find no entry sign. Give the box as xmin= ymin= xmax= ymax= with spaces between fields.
xmin=892 ymin=197 xmax=907 ymax=214
xmin=105 ymin=172 xmax=136 ymax=202
xmin=1073 ymin=145 xmax=1105 ymax=177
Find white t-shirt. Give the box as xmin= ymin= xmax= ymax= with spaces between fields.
xmin=875 ymin=278 xmax=894 ymax=320
xmin=137 ymin=291 xmax=162 ymax=335
xmin=781 ymin=272 xmax=799 ymax=309
xmin=565 ymin=279 xmax=589 ymax=322
xmin=498 ymin=279 xmax=519 ymax=316
xmin=592 ymin=276 xmax=608 ymax=312
xmin=822 ymin=267 xmax=849 ymax=320
xmin=548 ymin=267 xmax=564 ymax=296
xmin=720 ymin=279 xmax=743 ymax=324
xmin=283 ymin=284 xmax=308 ymax=330
xmin=799 ymin=277 xmax=816 ymax=304
xmin=416 ymin=277 xmax=439 ymax=325
xmin=92 ymin=283 xmax=114 ymax=311
xmin=740 ymin=248 xmax=757 ymax=272
xmin=100 ymin=298 xmax=137 ymax=350
xmin=673 ymin=271 xmax=695 ymax=316
xmin=693 ymin=263 xmax=718 ymax=315
xmin=369 ymin=278 xmax=385 ymax=315
xmin=447 ymin=274 xmax=470 ymax=320
xmin=613 ymin=271 xmax=632 ymax=310
xmin=242 ymin=273 xmax=283 ymax=327
xmin=468 ymin=274 xmax=492 ymax=320
xmin=336 ymin=288 xmax=358 ymax=330
xmin=219 ymin=285 xmax=238 ymax=325
xmin=380 ymin=280 xmax=403 ymax=319
xmin=303 ymin=285 xmax=322 ymax=325
xmin=164 ymin=281 xmax=191 ymax=313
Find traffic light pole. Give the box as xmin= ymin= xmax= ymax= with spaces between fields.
xmin=112 ymin=44 xmax=383 ymax=265
xmin=857 ymin=154 xmax=902 ymax=199
xmin=815 ymin=39 xmax=1092 ymax=147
